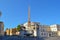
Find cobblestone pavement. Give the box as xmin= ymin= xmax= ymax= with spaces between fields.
xmin=0 ymin=36 xmax=60 ymax=40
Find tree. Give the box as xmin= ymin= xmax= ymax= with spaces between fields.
xmin=16 ymin=25 xmax=21 ymax=31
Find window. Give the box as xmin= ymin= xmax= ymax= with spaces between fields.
xmin=41 ymin=33 xmax=43 ymax=35
xmin=33 ymin=27 xmax=35 ymax=29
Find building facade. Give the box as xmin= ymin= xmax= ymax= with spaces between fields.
xmin=0 ymin=22 xmax=4 ymax=36
xmin=6 ymin=28 xmax=17 ymax=36
xmin=50 ymin=24 xmax=58 ymax=32
xmin=38 ymin=25 xmax=50 ymax=37
xmin=6 ymin=28 xmax=10 ymax=35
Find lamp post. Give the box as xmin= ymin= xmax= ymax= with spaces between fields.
xmin=0 ymin=11 xmax=2 ymax=21
xmin=0 ymin=11 xmax=2 ymax=40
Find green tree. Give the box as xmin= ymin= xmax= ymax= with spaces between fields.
xmin=16 ymin=25 xmax=21 ymax=31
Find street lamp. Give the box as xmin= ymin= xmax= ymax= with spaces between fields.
xmin=0 ymin=11 xmax=2 ymax=21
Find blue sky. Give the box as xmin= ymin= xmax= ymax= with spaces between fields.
xmin=0 ymin=0 xmax=60 ymax=30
